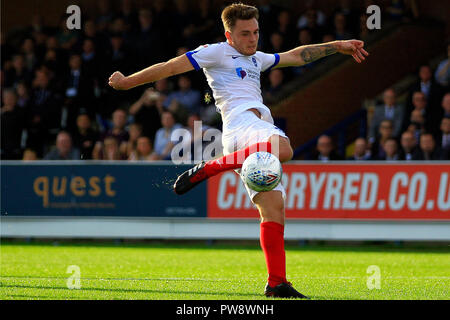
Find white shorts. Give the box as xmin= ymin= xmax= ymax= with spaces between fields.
xmin=221 ymin=108 xmax=288 ymax=203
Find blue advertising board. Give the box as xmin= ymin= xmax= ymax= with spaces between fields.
xmin=1 ymin=162 xmax=206 ymax=218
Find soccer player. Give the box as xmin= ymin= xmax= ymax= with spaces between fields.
xmin=109 ymin=3 xmax=368 ymax=298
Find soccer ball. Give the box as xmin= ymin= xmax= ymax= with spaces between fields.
xmin=241 ymin=152 xmax=282 ymax=192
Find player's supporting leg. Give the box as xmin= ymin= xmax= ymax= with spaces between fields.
xmin=174 ymin=135 xmax=292 ymax=195
xmin=254 ymin=190 xmax=309 ymax=299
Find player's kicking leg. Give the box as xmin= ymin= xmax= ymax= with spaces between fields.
xmin=173 ymin=135 xmax=291 ymax=195
xmin=254 ymin=190 xmax=309 ymax=299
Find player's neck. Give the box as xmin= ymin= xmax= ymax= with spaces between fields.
xmin=225 ymin=41 xmax=244 ymax=56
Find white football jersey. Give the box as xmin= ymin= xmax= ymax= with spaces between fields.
xmin=186 ymin=42 xmax=280 ymax=123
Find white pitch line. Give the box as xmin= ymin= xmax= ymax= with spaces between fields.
xmin=1 ymin=275 xmax=449 ymax=281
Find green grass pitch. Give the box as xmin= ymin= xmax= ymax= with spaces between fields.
xmin=1 ymin=241 xmax=449 ymax=300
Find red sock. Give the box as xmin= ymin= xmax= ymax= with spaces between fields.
xmin=260 ymin=221 xmax=287 ymax=288
xmin=204 ymin=141 xmax=272 ymax=177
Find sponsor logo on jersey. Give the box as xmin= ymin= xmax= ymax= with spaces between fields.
xmin=235 ymin=67 xmax=247 ymax=79
xmin=252 ymin=57 xmax=257 ymax=67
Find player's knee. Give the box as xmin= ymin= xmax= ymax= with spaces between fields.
xmin=260 ymin=207 xmax=285 ymax=224
xmin=258 ymin=197 xmax=285 ymax=224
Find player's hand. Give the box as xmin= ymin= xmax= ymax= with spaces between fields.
xmin=336 ymin=40 xmax=369 ymax=63
xmin=108 ymin=71 xmax=129 ymax=90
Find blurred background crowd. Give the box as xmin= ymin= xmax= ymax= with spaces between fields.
xmin=1 ymin=0 xmax=449 ymax=161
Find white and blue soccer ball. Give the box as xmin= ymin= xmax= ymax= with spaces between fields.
xmin=241 ymin=152 xmax=282 ymax=192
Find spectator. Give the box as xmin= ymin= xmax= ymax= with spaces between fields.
xmin=94 ymin=136 xmax=124 ymax=160
xmin=268 ymin=32 xmax=285 ymax=53
xmin=330 ymin=0 xmax=358 ymax=36
xmin=409 ymin=91 xmax=427 ymax=117
xmin=129 ymin=136 xmax=157 ymax=161
xmin=293 ymin=29 xmax=316 ymax=75
xmin=333 ymin=13 xmax=353 ymax=40
xmin=43 ymin=131 xmax=80 ymax=160
xmin=310 ymin=135 xmax=343 ymax=161
xmin=408 ymin=65 xmax=442 ymax=119
xmin=164 ymin=75 xmax=201 ymax=120
xmin=417 ymin=65 xmax=437 ymax=99
xmin=63 ymin=54 xmax=96 ymax=130
xmin=131 ymin=9 xmax=164 ymax=69
xmin=297 ymin=0 xmax=326 ymax=30
xmin=405 ymin=91 xmax=441 ymax=136
xmin=1 ymin=89 xmax=24 ymax=159
xmin=386 ymin=0 xmax=419 ymax=22
xmin=264 ymin=69 xmax=284 ymax=100
xmin=32 ymin=31 xmax=48 ymax=59
xmin=185 ymin=0 xmax=218 ymax=46
xmin=117 ymin=0 xmax=139 ymax=32
xmin=72 ymin=113 xmax=99 ymax=160
xmin=22 ymin=148 xmax=38 ymax=161
xmin=298 ymin=28 xmax=313 ymax=46
xmin=109 ymin=15 xmax=127 ymax=35
xmin=16 ymin=81 xmax=31 ymax=109
xmin=93 ymin=108 xmax=129 ymax=159
xmin=56 ymin=17 xmax=79 ymax=50
xmin=81 ymin=38 xmax=102 ymax=80
xmin=387 ymin=0 xmax=408 ymax=21
xmin=257 ymin=0 xmax=281 ymax=42
xmin=79 ymin=19 xmax=109 ymax=54
xmin=398 ymin=131 xmax=418 ymax=161
xmin=107 ymin=33 xmax=131 ymax=76
xmin=434 ymin=43 xmax=450 ymax=88
xmin=438 ymin=117 xmax=450 ymax=160
xmin=173 ymin=0 xmax=196 ymax=45
xmin=369 ymin=88 xmax=404 ymax=143
xmin=301 ymin=9 xmax=325 ymax=43
xmin=379 ymin=138 xmax=400 ymax=161
xmin=151 ymin=0 xmax=174 ymax=40
xmin=153 ymin=111 xmax=183 ymax=160
xmin=122 ymin=123 xmax=143 ymax=158
xmin=441 ymin=92 xmax=450 ymax=118
xmin=29 ymin=68 xmax=61 ymax=132
xmin=96 ymin=0 xmax=115 ymax=32
xmin=180 ymin=113 xmax=215 ymax=161
xmin=347 ymin=137 xmax=371 ymax=160
xmin=4 ymin=54 xmax=32 ymax=87
xmin=27 ymin=13 xmax=48 ymax=35
xmin=413 ymin=133 xmax=443 ymax=160
xmin=42 ymin=48 xmax=59 ymax=77
xmin=370 ymin=119 xmax=394 ymax=160
xmin=20 ymin=38 xmax=37 ymax=73
xmin=275 ymin=10 xmax=296 ymax=47
xmin=406 ymin=121 xmax=423 ymax=146
xmin=409 ymin=109 xmax=426 ymax=134
xmin=129 ymin=86 xmax=165 ymax=140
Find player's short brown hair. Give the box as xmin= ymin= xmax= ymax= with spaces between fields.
xmin=221 ymin=3 xmax=259 ymax=32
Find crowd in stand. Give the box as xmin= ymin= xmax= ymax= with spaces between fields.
xmin=311 ymin=45 xmax=450 ymax=161
xmin=1 ymin=0 xmax=445 ymax=162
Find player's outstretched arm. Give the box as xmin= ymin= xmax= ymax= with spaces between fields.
xmin=277 ymin=40 xmax=369 ymax=68
xmin=108 ymin=55 xmax=194 ymax=90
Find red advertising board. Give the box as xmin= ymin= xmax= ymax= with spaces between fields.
xmin=207 ymin=163 xmax=450 ymax=220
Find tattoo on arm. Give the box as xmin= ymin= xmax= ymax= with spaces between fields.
xmin=300 ymin=44 xmax=337 ymax=64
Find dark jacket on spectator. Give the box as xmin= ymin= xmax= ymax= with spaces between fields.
xmin=309 ymin=151 xmax=344 ymax=161
xmin=72 ymin=128 xmax=99 ymax=160
xmin=1 ymin=106 xmax=25 ymax=159
xmin=398 ymin=147 xmax=420 ymax=161
xmin=412 ymin=147 xmax=444 ymax=160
